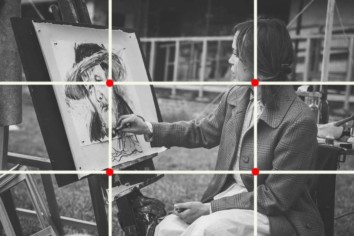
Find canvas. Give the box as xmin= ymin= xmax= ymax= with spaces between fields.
xmin=32 ymin=22 xmax=165 ymax=174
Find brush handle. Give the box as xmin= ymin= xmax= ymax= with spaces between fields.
xmin=334 ymin=115 xmax=354 ymax=127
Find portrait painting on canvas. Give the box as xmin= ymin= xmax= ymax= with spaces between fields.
xmin=32 ymin=22 xmax=165 ymax=174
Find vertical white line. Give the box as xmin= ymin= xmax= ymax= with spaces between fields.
xmin=253 ymin=1 xmax=258 ymax=236
xmin=254 ymin=1 xmax=258 ymax=81
xmin=108 ymin=87 xmax=113 ymax=169
xmin=108 ymin=175 xmax=113 ymax=236
xmin=254 ymin=175 xmax=258 ymax=236
xmin=254 ymin=86 xmax=258 ymax=236
xmin=108 ymin=0 xmax=113 ymax=79
xmin=108 ymin=1 xmax=113 ymax=236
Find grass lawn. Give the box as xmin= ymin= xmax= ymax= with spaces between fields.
xmin=2 ymin=88 xmax=354 ymax=235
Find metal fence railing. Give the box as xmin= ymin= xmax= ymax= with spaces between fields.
xmin=141 ymin=34 xmax=354 ymax=109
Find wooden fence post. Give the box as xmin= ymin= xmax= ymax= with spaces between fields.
xmin=303 ymin=38 xmax=312 ymax=81
xmin=149 ymin=41 xmax=156 ymax=79
xmin=344 ymin=37 xmax=354 ymax=110
xmin=320 ymin=0 xmax=336 ymax=83
xmin=171 ymin=40 xmax=180 ymax=97
xmin=197 ymin=39 xmax=208 ymax=100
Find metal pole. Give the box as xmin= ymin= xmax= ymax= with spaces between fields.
xmin=320 ymin=0 xmax=336 ymax=83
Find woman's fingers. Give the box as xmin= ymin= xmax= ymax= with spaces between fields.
xmin=117 ymin=114 xmax=131 ymax=125
xmin=174 ymin=202 xmax=192 ymax=209
xmin=117 ymin=115 xmax=135 ymax=130
xmin=116 ymin=114 xmax=148 ymax=135
xmin=175 ymin=208 xmax=191 ymax=218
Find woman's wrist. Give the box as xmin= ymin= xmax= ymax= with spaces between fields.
xmin=143 ymin=121 xmax=154 ymax=141
xmin=203 ymin=203 xmax=211 ymax=215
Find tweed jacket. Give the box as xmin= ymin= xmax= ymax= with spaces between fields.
xmin=151 ymin=86 xmax=324 ymax=236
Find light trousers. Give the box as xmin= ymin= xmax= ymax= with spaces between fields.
xmin=154 ymin=208 xmax=270 ymax=236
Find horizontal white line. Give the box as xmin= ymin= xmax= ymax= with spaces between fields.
xmin=0 ymin=81 xmax=354 ymax=86
xmin=114 ymin=170 xmax=248 ymax=174
xmin=259 ymin=170 xmax=354 ymax=174
xmin=0 ymin=170 xmax=354 ymax=175
xmin=140 ymin=36 xmax=233 ymax=42
xmin=111 ymin=170 xmax=354 ymax=175
xmin=0 ymin=81 xmax=107 ymax=86
xmin=260 ymin=81 xmax=354 ymax=85
xmin=0 ymin=81 xmax=241 ymax=86
xmin=0 ymin=81 xmax=110 ymax=86
xmin=0 ymin=170 xmax=105 ymax=175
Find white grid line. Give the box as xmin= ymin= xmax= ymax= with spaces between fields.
xmin=254 ymin=176 xmax=258 ymax=236
xmin=108 ymin=175 xmax=113 ymax=236
xmin=0 ymin=170 xmax=106 ymax=174
xmin=0 ymin=0 xmax=354 ymax=235
xmin=253 ymin=0 xmax=258 ymax=234
xmin=108 ymin=0 xmax=113 ymax=235
xmin=1 ymin=170 xmax=354 ymax=175
xmin=3 ymin=81 xmax=354 ymax=86
xmin=108 ymin=88 xmax=113 ymax=169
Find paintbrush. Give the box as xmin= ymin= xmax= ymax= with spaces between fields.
xmin=334 ymin=115 xmax=354 ymax=127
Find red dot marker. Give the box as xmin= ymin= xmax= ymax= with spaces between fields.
xmin=251 ymin=78 xmax=259 ymax=87
xmin=252 ymin=168 xmax=260 ymax=176
xmin=106 ymin=79 xmax=114 ymax=87
xmin=106 ymin=168 xmax=114 ymax=176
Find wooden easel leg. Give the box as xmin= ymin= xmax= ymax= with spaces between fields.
xmin=0 ymin=126 xmax=23 ymax=236
xmin=88 ymin=175 xmax=108 ymax=236
xmin=41 ymin=175 xmax=64 ymax=235
xmin=0 ymin=127 xmax=9 ymax=170
xmin=0 ymin=198 xmax=16 ymax=236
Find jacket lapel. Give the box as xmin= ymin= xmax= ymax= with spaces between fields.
xmin=224 ymin=86 xmax=251 ymax=169
xmin=202 ymin=86 xmax=251 ymax=202
xmin=238 ymin=86 xmax=298 ymax=191
xmin=259 ymin=86 xmax=297 ymax=128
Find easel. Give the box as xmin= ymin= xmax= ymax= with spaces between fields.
xmin=35 ymin=0 xmax=109 ymax=235
xmin=0 ymin=165 xmax=60 ymax=236
xmin=0 ymin=128 xmax=24 ymax=236
xmin=10 ymin=1 xmax=164 ymax=235
xmin=5 ymin=0 xmax=108 ymax=235
xmin=48 ymin=2 xmax=164 ymax=235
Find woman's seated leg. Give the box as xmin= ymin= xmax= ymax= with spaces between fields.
xmin=184 ymin=209 xmax=269 ymax=236
xmin=155 ymin=209 xmax=269 ymax=236
xmin=154 ymin=214 xmax=189 ymax=236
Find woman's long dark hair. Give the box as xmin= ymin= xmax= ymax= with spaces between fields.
xmin=233 ymin=17 xmax=294 ymax=108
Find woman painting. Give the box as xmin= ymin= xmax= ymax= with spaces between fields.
xmin=117 ymin=18 xmax=324 ymax=236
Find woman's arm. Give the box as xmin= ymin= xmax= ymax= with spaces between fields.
xmin=149 ymin=90 xmax=230 ymax=149
xmin=209 ymin=113 xmax=318 ymax=215
xmin=118 ymin=88 xmax=234 ymax=149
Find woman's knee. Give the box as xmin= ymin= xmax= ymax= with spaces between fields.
xmin=183 ymin=210 xmax=255 ymax=236
xmin=155 ymin=214 xmax=188 ymax=236
xmin=184 ymin=214 xmax=224 ymax=235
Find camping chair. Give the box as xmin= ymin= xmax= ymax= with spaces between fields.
xmin=310 ymin=144 xmax=346 ymax=236
xmin=0 ymin=165 xmax=59 ymax=236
